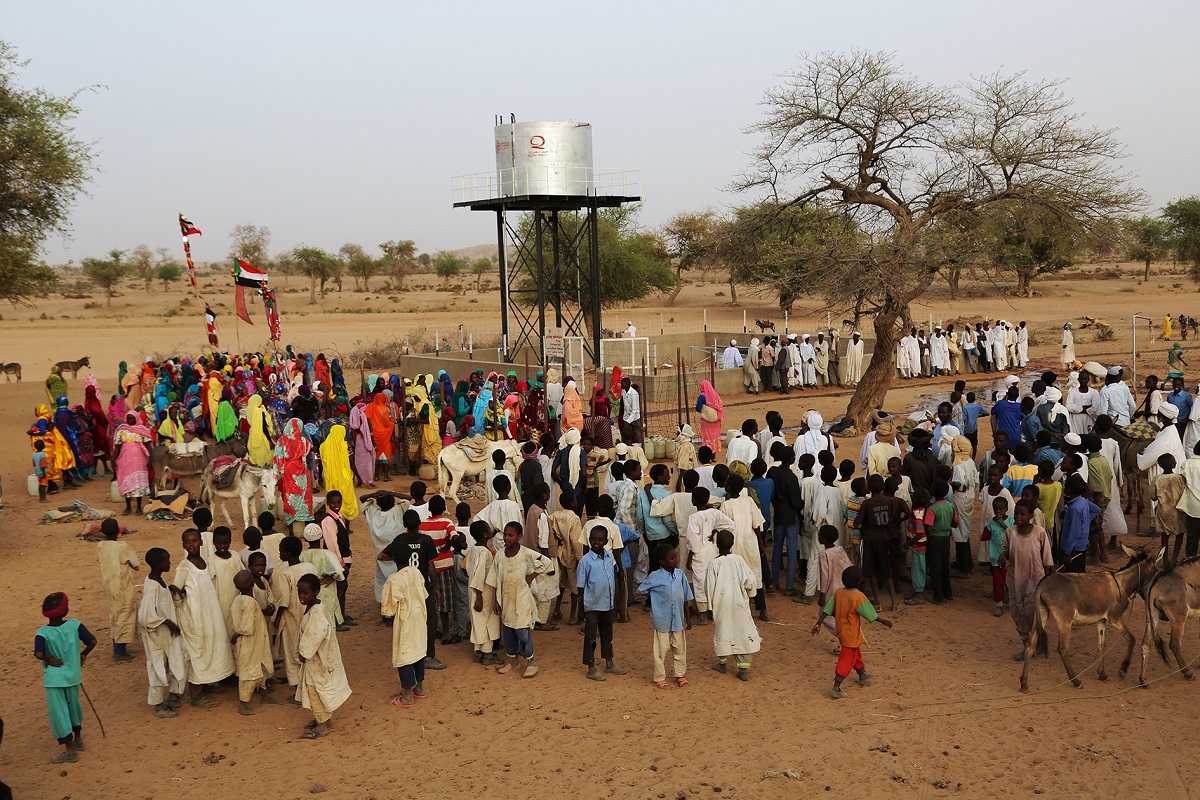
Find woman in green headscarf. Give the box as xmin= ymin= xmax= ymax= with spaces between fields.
xmin=45 ymin=365 xmax=68 ymax=404
xmin=1168 ymin=341 xmax=1187 ymax=379
xmin=727 ymin=459 xmax=759 ymax=508
xmin=214 ymin=388 xmax=239 ymax=443
xmin=452 ymin=380 xmax=470 ymax=428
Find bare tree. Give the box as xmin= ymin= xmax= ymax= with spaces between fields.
xmin=738 ymin=50 xmax=1142 ymax=426
xmin=661 ymin=210 xmax=719 ymax=306
xmin=128 ymin=243 xmax=155 ymax=290
xmin=229 ymin=224 xmax=271 ymax=266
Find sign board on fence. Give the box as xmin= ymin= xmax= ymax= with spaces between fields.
xmin=544 ymin=326 xmax=565 ymax=361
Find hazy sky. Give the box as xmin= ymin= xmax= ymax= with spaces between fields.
xmin=8 ymin=0 xmax=1199 ymax=265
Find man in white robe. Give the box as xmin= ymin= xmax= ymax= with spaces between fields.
xmin=1066 ymin=372 xmax=1100 ymax=435
xmin=1095 ymin=418 xmax=1128 ymax=541
xmin=1061 ymin=323 xmax=1076 ymax=368
xmin=814 ymin=333 xmax=830 ymax=386
xmin=896 ymin=333 xmax=913 ymax=378
xmin=929 ymin=327 xmax=951 ymax=376
xmin=138 ymin=563 xmax=188 ymax=716
xmin=685 ymin=500 xmax=736 ymax=612
xmin=721 ymin=339 xmax=743 ymax=370
xmin=904 ymin=329 xmax=922 ymax=378
xmin=1017 ymin=322 xmax=1029 ymax=367
xmin=845 ymin=332 xmax=865 ymax=385
xmin=797 ymin=335 xmax=817 ymax=386
xmin=726 ymin=420 xmax=760 ymax=467
xmin=1006 ymin=323 xmax=1019 ymax=366
xmin=784 ymin=335 xmax=803 ymax=387
xmin=1136 ymin=403 xmax=1187 ymax=529
xmin=362 ymin=493 xmax=409 ymax=603
xmin=992 ymin=322 xmax=1008 ymax=370
xmin=297 ymin=580 xmax=352 ymax=736
xmin=173 ymin=547 xmax=236 ymax=704
xmin=381 ymin=565 xmax=429 ymax=702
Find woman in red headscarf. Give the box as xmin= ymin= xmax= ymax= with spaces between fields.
xmin=84 ymin=385 xmax=111 ymax=475
xmin=273 ymin=418 xmax=314 ymax=525
xmin=609 ymin=366 xmax=624 ymax=422
xmin=591 ymin=384 xmax=611 ymax=420
xmin=364 ymin=392 xmax=395 ymax=481
xmin=696 ymin=379 xmax=724 ymax=454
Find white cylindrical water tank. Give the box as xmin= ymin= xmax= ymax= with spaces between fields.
xmin=494 ymin=121 xmax=594 ymax=197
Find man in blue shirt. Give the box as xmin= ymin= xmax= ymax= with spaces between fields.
xmin=577 ymin=528 xmax=626 ymax=681
xmin=960 ymin=391 xmax=990 ymax=455
xmin=1167 ymin=377 xmax=1193 ymax=437
xmin=1060 ymin=474 xmax=1101 ymax=573
xmin=992 ymin=386 xmax=1024 ymax=446
xmin=1020 ymin=397 xmax=1042 ymax=450
xmin=638 ymin=464 xmax=679 ymax=575
xmin=637 ymin=545 xmax=694 ymax=687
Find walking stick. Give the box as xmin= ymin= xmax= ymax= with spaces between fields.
xmin=80 ymin=683 xmax=106 ymax=738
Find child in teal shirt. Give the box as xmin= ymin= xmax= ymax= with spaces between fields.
xmin=34 ymin=592 xmax=96 ymax=763
xmin=986 ymin=495 xmax=1014 ymax=617
xmin=922 ymin=480 xmax=959 ymax=604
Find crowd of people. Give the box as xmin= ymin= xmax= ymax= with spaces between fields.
xmin=34 ymin=336 xmax=1200 ymax=762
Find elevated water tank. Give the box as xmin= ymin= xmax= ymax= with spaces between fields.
xmin=495 ymin=121 xmax=594 ymax=197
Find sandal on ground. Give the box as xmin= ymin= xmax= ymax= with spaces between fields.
xmin=676 ymin=677 xmax=689 ymax=687
xmin=300 ymin=729 xmax=324 ymax=739
xmin=653 ymin=680 xmax=673 ymax=689
xmin=413 ymin=690 xmax=428 ymax=699
xmin=389 ymin=697 xmax=413 ymax=708
xmin=51 ymin=752 xmax=79 ymax=764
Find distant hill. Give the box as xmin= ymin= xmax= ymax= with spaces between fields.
xmin=451 ymin=243 xmax=511 ymax=263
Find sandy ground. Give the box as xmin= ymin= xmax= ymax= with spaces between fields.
xmin=2 ymin=264 xmax=1200 ymax=799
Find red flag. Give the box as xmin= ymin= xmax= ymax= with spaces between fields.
xmin=235 ymin=284 xmax=254 ymax=325
xmin=179 ymin=214 xmax=202 ymax=237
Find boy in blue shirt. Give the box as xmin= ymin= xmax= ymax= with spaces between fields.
xmin=33 ymin=440 xmax=50 ymax=502
xmin=577 ymin=527 xmax=626 ymax=681
xmin=1060 ymin=474 xmax=1101 ymax=572
xmin=961 ymin=392 xmax=989 ymax=456
xmin=638 ymin=544 xmax=693 ymax=689
xmin=35 ymin=592 xmax=97 ymax=763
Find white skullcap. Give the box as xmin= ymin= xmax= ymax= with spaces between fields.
xmin=615 ymin=442 xmax=629 ymax=455
xmin=1064 ymin=433 xmax=1082 ymax=447
xmin=751 ymin=338 xmax=760 ymax=346
xmin=1160 ymin=402 xmax=1180 ymax=421
xmin=935 ymin=325 xmax=943 ymax=330
xmin=1064 ymin=322 xmax=1073 ymax=329
xmin=1107 ymin=366 xmax=1122 ymax=376
xmin=787 ymin=333 xmax=797 ymax=341
xmin=303 ymin=523 xmax=323 ymax=542
xmin=730 ymin=339 xmax=737 ymax=346
xmin=1004 ymin=375 xmax=1020 ymax=387
xmin=852 ymin=331 xmax=861 ymax=335
xmin=802 ymin=334 xmax=810 ymax=340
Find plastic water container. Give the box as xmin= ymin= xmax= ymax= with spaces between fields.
xmin=111 ymin=481 xmax=121 ymax=502
xmin=28 ymin=474 xmax=39 ymax=496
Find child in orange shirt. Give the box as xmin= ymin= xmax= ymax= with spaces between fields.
xmin=811 ymin=565 xmax=893 ymax=699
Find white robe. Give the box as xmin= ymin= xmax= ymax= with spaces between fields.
xmin=992 ymin=328 xmax=1008 ymax=369
xmin=685 ymin=508 xmax=735 ymax=605
xmin=172 ymin=558 xmax=236 ymax=685
xmin=845 ymin=339 xmax=864 ymax=384
xmin=726 ymin=434 xmax=759 ymax=467
xmin=296 ymin=603 xmax=352 ymax=713
xmin=272 ymin=561 xmax=317 ymax=685
xmin=812 ymin=483 xmax=846 ymax=547
xmin=896 ymin=336 xmax=913 ymax=377
xmin=785 ymin=343 xmax=803 ymax=386
xmin=720 ymin=494 xmax=765 ymax=593
xmin=1066 ymin=388 xmax=1100 ymax=434
xmin=486 ymin=545 xmax=552 ymax=629
xmin=465 ymin=544 xmax=500 ymax=648
xmin=1100 ymin=437 xmax=1127 ymax=536
xmin=814 ymin=339 xmax=830 ymax=383
xmin=721 ymin=346 xmax=744 ymax=369
xmin=1098 ymin=382 xmax=1137 ymax=427
xmin=1061 ymin=330 xmax=1076 ymax=365
xmin=380 ymin=566 xmax=428 ymax=667
xmin=138 ymin=576 xmax=188 ymax=704
xmin=951 ymin=461 xmax=979 ymax=543
xmin=1137 ymin=425 xmax=1187 ymax=518
xmin=930 ymin=334 xmax=950 ymax=371
xmin=1017 ymin=327 xmax=1029 ymax=365
xmin=797 ymin=342 xmax=817 ymax=385
xmin=904 ymin=336 xmax=921 ymax=375
xmin=97 ymin=540 xmax=141 ymax=644
xmin=705 ymin=554 xmax=762 ymax=657
xmin=363 ymin=499 xmax=408 ymax=603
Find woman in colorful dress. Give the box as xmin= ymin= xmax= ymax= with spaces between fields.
xmin=349 ymin=401 xmax=376 ymax=486
xmin=113 ymin=413 xmax=154 ymax=515
xmin=245 ymin=394 xmax=275 ymax=466
xmin=364 ymin=391 xmax=395 ymax=482
xmin=84 ymin=384 xmax=111 ymax=477
xmin=274 ymin=417 xmax=314 ymax=529
xmin=696 ymin=380 xmax=724 ymax=454
xmin=30 ymin=404 xmax=77 ymax=490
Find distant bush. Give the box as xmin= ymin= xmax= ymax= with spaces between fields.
xmin=1094 ymin=323 xmax=1115 ymax=342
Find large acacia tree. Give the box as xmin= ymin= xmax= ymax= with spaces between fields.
xmin=738 ymin=50 xmax=1141 ymax=427
xmin=0 ymin=42 xmax=96 ymax=303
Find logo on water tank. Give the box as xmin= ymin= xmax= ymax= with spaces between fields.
xmin=529 ymin=135 xmax=546 ymax=150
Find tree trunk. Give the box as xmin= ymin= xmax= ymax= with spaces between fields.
xmin=666 ymin=267 xmax=684 ymax=306
xmin=106 ymin=290 xmax=112 ymax=307
xmin=309 ymin=275 xmax=317 ymax=304
xmin=946 ymin=265 xmax=960 ymax=296
xmin=729 ymin=275 xmax=738 ymax=305
xmin=1014 ymin=270 xmax=1031 ymax=297
xmin=1144 ymin=258 xmax=1151 ymax=282
xmin=844 ymin=305 xmax=902 ymax=429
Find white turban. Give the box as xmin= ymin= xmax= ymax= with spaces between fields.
xmin=303 ymin=523 xmax=323 ymax=542
xmin=1004 ymin=375 xmax=1020 ymax=388
xmin=558 ymin=428 xmax=582 ymax=487
xmin=1160 ymin=402 xmax=1180 ymax=421
xmin=751 ymin=338 xmax=760 ymax=346
xmin=1064 ymin=433 xmax=1082 ymax=447
xmin=1044 ymin=387 xmax=1062 ymax=402
xmin=730 ymin=339 xmax=737 ymax=346
xmin=802 ymin=334 xmax=810 ymax=340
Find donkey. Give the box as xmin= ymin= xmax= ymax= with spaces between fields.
xmin=1139 ymin=556 xmax=1200 ymax=685
xmin=1109 ymin=424 xmax=1157 ymax=525
xmin=1020 ymin=545 xmax=1162 ymax=692
xmin=0 ymin=362 xmax=20 ymax=382
xmin=149 ymin=437 xmax=248 ymax=490
xmin=54 ymin=356 xmax=91 ymax=377
xmin=755 ymin=318 xmax=776 ymax=333
xmin=199 ymin=459 xmax=278 ymax=530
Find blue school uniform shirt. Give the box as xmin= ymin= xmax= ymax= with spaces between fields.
xmin=1021 ymin=412 xmax=1042 ymax=450
xmin=1032 ymin=446 xmax=1064 ymax=470
xmin=986 ymin=515 xmax=1013 ymax=565
xmin=961 ymin=402 xmax=988 ymax=434
xmin=638 ymin=484 xmax=678 ymax=542
xmin=32 ymin=451 xmax=48 ymax=478
xmin=1061 ymin=495 xmax=1101 ymax=555
xmin=637 ymin=567 xmax=693 ymax=632
xmin=35 ymin=619 xmax=95 ymax=688
xmin=577 ymin=549 xmax=617 ymax=612
xmin=616 ymin=522 xmax=639 ymax=569
xmin=1167 ymin=389 xmax=1194 ymax=425
xmin=748 ymin=477 xmax=775 ymax=530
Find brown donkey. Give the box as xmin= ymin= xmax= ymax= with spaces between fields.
xmin=1139 ymin=557 xmax=1200 ymax=685
xmin=1021 ymin=545 xmax=1162 ymax=692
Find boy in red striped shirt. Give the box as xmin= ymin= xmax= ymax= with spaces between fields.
xmin=420 ymin=495 xmax=458 ymax=668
